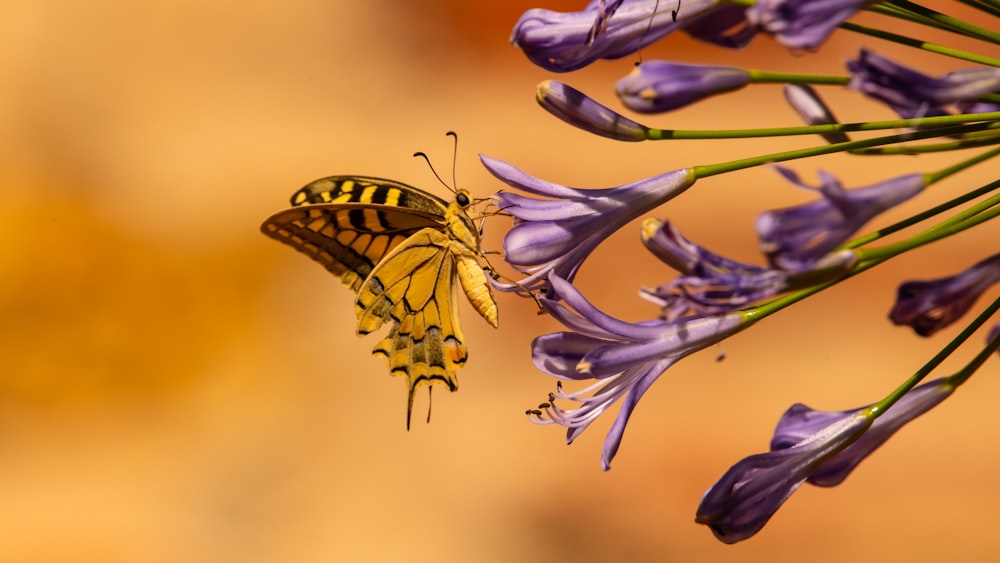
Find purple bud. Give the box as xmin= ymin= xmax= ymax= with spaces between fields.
xmin=616 ymin=61 xmax=751 ymax=113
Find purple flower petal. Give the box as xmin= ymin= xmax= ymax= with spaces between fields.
xmin=616 ymin=60 xmax=751 ymax=114
xmin=512 ymin=0 xmax=726 ymax=72
xmin=848 ymin=48 xmax=1000 ymax=119
xmin=889 ymin=253 xmax=1000 ymax=336
xmin=697 ymin=411 xmax=872 ymax=543
xmin=483 ymin=155 xmax=695 ymax=292
xmin=757 ymin=167 xmax=925 ymax=270
xmin=747 ymin=0 xmax=879 ymax=51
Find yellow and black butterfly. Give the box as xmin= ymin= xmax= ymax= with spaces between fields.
xmin=260 ymin=175 xmax=498 ymax=428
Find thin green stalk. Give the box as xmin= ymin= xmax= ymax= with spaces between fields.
xmin=948 ymin=323 xmax=1000 ymax=387
xmin=839 ymin=21 xmax=1000 ymax=67
xmin=857 ymin=191 xmax=1000 ymax=262
xmin=693 ymin=120 xmax=1000 ymax=178
xmin=644 ymin=111 xmax=1000 ymax=141
xmin=847 ymin=177 xmax=1000 ymax=248
xmin=854 ymin=134 xmax=1000 ymax=155
xmin=870 ymin=294 xmax=1000 ymax=415
xmin=956 ymin=0 xmax=1000 ymax=19
xmin=746 ymin=70 xmax=849 ymax=86
xmin=874 ymin=0 xmax=1000 ymax=44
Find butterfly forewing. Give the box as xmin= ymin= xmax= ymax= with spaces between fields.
xmin=261 ymin=176 xmax=446 ymax=291
xmin=261 ymin=174 xmax=498 ymax=428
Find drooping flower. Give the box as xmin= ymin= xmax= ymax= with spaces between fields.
xmin=529 ymin=274 xmax=749 ymax=470
xmin=483 ymin=155 xmax=696 ymax=293
xmin=848 ymin=48 xmax=1000 ymax=119
xmin=746 ymin=0 xmax=879 ymax=51
xmin=616 ymin=61 xmax=752 ymax=114
xmin=698 ymin=375 xmax=955 ymax=543
xmin=756 ymin=167 xmax=926 ymax=270
xmin=889 ymin=253 xmax=1000 ymax=336
xmin=536 ymin=80 xmax=649 ymax=141
xmin=696 ymin=409 xmax=872 ymax=543
xmin=640 ymin=218 xmax=857 ymax=319
xmin=783 ymin=84 xmax=850 ymax=144
xmin=511 ymin=0 xmax=725 ymax=72
xmin=770 ymin=378 xmax=955 ymax=487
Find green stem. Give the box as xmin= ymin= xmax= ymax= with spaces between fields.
xmin=746 ymin=70 xmax=849 ymax=86
xmin=870 ymin=294 xmax=1000 ymax=416
xmin=853 ymin=134 xmax=1000 ymax=155
xmin=925 ymin=144 xmax=1000 ymax=184
xmin=644 ymin=111 xmax=1000 ymax=141
xmin=693 ymin=120 xmax=1000 ymax=178
xmin=956 ymin=0 xmax=1000 ymax=19
xmin=847 ymin=177 xmax=1000 ymax=249
xmin=839 ymin=21 xmax=1000 ymax=67
xmin=873 ymin=0 xmax=1000 ymax=44
xmin=949 ymin=324 xmax=1000 ymax=387
xmin=856 ymin=190 xmax=1000 ymax=262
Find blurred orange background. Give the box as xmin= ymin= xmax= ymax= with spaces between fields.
xmin=2 ymin=1 xmax=999 ymax=561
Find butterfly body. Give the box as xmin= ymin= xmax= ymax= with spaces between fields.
xmin=261 ymin=176 xmax=497 ymax=427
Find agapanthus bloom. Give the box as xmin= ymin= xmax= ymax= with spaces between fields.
xmin=483 ymin=155 xmax=695 ymax=292
xmin=889 ymin=253 xmax=1000 ymax=336
xmin=771 ymin=378 xmax=954 ymax=486
xmin=511 ymin=0 xmax=724 ymax=72
xmin=616 ymin=61 xmax=751 ymax=114
xmin=756 ymin=167 xmax=926 ymax=270
xmin=698 ymin=376 xmax=954 ymax=543
xmin=848 ymin=48 xmax=1000 ymax=119
xmin=536 ymin=80 xmax=649 ymax=141
xmin=529 ymin=275 xmax=748 ymax=470
xmin=746 ymin=0 xmax=879 ymax=51
xmin=640 ymin=218 xmax=856 ymax=319
xmin=696 ymin=409 xmax=872 ymax=543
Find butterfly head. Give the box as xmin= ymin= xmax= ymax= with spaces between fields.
xmin=455 ymin=189 xmax=473 ymax=209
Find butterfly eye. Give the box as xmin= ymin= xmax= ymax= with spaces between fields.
xmin=456 ymin=191 xmax=471 ymax=207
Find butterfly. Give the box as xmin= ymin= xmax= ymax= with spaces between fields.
xmin=260 ymin=175 xmax=498 ymax=428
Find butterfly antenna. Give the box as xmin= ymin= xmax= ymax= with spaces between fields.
xmin=446 ymin=130 xmax=459 ymax=191
xmin=413 ymin=131 xmax=462 ymax=196
xmin=413 ymin=151 xmax=454 ymax=195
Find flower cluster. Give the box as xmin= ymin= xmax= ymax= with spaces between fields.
xmin=492 ymin=0 xmax=1000 ymax=545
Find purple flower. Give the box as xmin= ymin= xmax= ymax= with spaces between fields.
xmin=756 ymin=167 xmax=926 ymax=270
xmin=482 ymin=155 xmax=695 ymax=293
xmin=848 ymin=49 xmax=1000 ymax=119
xmin=783 ymin=84 xmax=850 ymax=144
xmin=682 ymin=4 xmax=757 ymax=49
xmin=511 ymin=0 xmax=725 ymax=72
xmin=529 ymin=275 xmax=748 ymax=470
xmin=640 ymin=218 xmax=856 ymax=319
xmin=698 ymin=377 xmax=954 ymax=543
xmin=771 ymin=378 xmax=954 ymax=487
xmin=696 ymin=410 xmax=872 ymax=543
xmin=616 ymin=61 xmax=751 ymax=114
xmin=536 ymin=80 xmax=649 ymax=141
xmin=889 ymin=253 xmax=1000 ymax=336
xmin=746 ymin=0 xmax=879 ymax=51
xmin=990 ymin=323 xmax=1000 ymax=357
